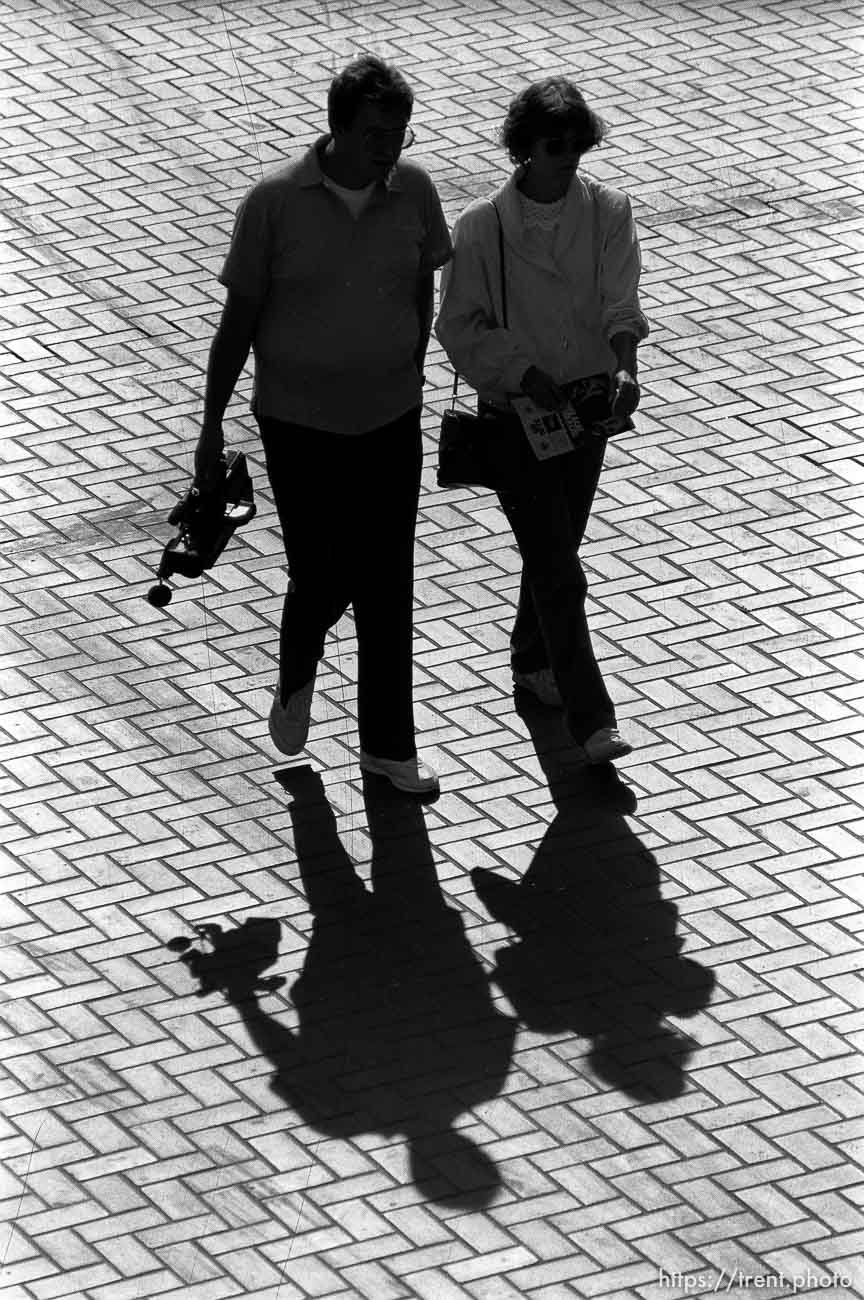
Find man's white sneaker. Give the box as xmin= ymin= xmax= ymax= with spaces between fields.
xmin=269 ymin=678 xmax=315 ymax=756
xmin=359 ymin=751 xmax=440 ymax=794
xmin=513 ymin=668 xmax=563 ymax=707
xmin=582 ymin=727 xmax=633 ymax=765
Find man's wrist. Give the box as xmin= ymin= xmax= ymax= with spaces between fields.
xmin=610 ymin=331 xmax=638 ymax=373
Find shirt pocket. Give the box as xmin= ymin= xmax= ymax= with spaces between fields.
xmin=270 ymin=231 xmax=334 ymax=287
xmin=367 ymin=214 xmax=424 ymax=288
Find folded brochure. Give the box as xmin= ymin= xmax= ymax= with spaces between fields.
xmin=510 ymin=396 xmax=583 ymax=460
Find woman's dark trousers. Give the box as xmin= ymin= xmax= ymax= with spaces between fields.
xmin=258 ymin=406 xmax=422 ymax=762
xmin=495 ymin=431 xmax=616 ymax=745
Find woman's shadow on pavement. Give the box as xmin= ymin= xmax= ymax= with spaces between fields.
xmin=167 ymin=767 xmax=517 ymax=1209
xmin=472 ymin=703 xmax=716 ymax=1101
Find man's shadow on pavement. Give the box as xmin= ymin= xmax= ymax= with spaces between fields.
xmin=472 ymin=702 xmax=716 ymax=1101
xmin=167 ymin=766 xmax=517 ymax=1209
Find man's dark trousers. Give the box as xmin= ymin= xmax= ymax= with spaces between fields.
xmin=258 ymin=406 xmax=422 ymax=761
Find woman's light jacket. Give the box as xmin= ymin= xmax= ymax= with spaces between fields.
xmin=435 ymin=169 xmax=649 ymax=408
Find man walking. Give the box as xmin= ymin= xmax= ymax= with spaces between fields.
xmin=195 ymin=56 xmax=452 ymax=793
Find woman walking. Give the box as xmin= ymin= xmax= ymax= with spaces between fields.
xmin=435 ymin=78 xmax=648 ymax=763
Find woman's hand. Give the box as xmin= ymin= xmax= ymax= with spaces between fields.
xmin=520 ymin=366 xmax=567 ymax=411
xmin=611 ymin=369 xmax=640 ymax=419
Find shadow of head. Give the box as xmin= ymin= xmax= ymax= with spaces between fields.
xmin=590 ymin=1023 xmax=705 ymax=1102
xmin=408 ymin=1128 xmax=503 ymax=1210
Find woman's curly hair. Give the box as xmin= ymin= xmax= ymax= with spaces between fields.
xmin=501 ymin=77 xmax=607 ymax=164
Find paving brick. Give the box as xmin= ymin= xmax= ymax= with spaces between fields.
xmin=28 ymin=1261 xmax=121 ymax=1300
xmin=405 ymin=1269 xmax=474 ymax=1300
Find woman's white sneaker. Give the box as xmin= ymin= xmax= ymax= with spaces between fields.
xmin=359 ymin=751 xmax=440 ymax=794
xmin=269 ymin=678 xmax=315 ymax=755
xmin=582 ymin=727 xmax=633 ymax=765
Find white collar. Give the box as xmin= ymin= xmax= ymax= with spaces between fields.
xmin=493 ymin=169 xmax=594 ymax=266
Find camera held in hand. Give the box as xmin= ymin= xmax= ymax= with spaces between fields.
xmin=146 ymin=450 xmax=256 ymax=608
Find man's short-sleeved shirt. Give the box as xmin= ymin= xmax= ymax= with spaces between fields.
xmin=219 ymin=137 xmax=453 ymax=434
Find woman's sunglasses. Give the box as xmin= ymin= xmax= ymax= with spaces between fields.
xmin=540 ymin=136 xmax=586 ymax=157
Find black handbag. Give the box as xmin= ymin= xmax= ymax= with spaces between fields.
xmin=437 ymin=400 xmax=525 ymax=492
xmin=437 ymin=203 xmax=525 ymax=491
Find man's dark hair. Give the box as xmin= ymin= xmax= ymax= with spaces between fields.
xmin=501 ymin=77 xmax=607 ymax=164
xmin=328 ymin=55 xmax=414 ymax=132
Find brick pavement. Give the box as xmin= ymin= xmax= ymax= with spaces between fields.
xmin=1 ymin=0 xmax=863 ymax=1296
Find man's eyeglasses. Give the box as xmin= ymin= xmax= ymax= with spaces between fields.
xmin=362 ymin=125 xmax=416 ymax=149
xmin=540 ymin=136 xmax=585 ymax=157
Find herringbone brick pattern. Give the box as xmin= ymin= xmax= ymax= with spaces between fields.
xmin=1 ymin=0 xmax=863 ymax=1296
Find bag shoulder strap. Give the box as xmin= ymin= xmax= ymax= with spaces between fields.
xmin=450 ymin=198 xmax=507 ymax=408
xmin=581 ymin=173 xmax=603 ymax=292
xmin=492 ymin=200 xmax=507 ymax=328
